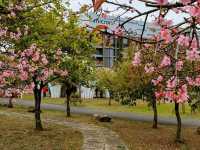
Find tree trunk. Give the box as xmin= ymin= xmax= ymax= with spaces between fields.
xmin=108 ymin=98 xmax=111 ymax=106
xmin=108 ymin=90 xmax=112 ymax=106
xmin=34 ymin=87 xmax=43 ymax=130
xmin=66 ymin=94 xmax=71 ymax=117
xmin=7 ymin=97 xmax=13 ymax=108
xmin=152 ymin=97 xmax=158 ymax=129
xmin=175 ymin=102 xmax=183 ymax=143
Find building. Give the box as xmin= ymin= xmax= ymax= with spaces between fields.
xmin=81 ymin=12 xmax=159 ymax=68
xmin=50 ymin=12 xmax=159 ymax=98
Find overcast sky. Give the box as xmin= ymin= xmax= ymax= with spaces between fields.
xmin=68 ymin=0 xmax=187 ymax=25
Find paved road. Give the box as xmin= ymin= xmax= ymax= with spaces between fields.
xmin=1 ymin=99 xmax=200 ymax=127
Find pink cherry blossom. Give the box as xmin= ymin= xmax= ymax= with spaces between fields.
xmin=152 ymin=75 xmax=163 ymax=86
xmin=25 ymin=82 xmax=35 ymax=91
xmin=132 ymin=51 xmax=141 ymax=66
xmin=0 ymin=61 xmax=3 ymax=67
xmin=2 ymin=70 xmax=14 ymax=78
xmin=155 ymin=0 xmax=168 ymax=5
xmin=177 ymin=35 xmax=189 ymax=47
xmin=165 ymin=91 xmax=176 ymax=101
xmin=32 ymin=51 xmax=40 ymax=62
xmin=41 ymin=54 xmax=48 ymax=65
xmin=166 ymin=76 xmax=177 ymax=89
xmin=191 ymin=38 xmax=198 ymax=50
xmin=155 ymin=16 xmax=173 ymax=27
xmin=176 ymin=84 xmax=189 ymax=103
xmin=25 ymin=49 xmax=33 ymax=56
xmin=186 ymin=49 xmax=200 ymax=61
xmin=0 ymin=28 xmax=7 ymax=37
xmin=144 ymin=63 xmax=155 ymax=73
xmin=176 ymin=60 xmax=183 ymax=71
xmin=188 ymin=6 xmax=200 ymax=17
xmin=40 ymin=69 xmax=49 ymax=81
xmin=186 ymin=76 xmax=195 ymax=86
xmin=160 ymin=28 xmax=172 ymax=43
xmin=10 ymin=11 xmax=16 ymax=17
xmin=194 ymin=76 xmax=200 ymax=86
xmin=181 ymin=0 xmax=191 ymax=5
xmin=20 ymin=71 xmax=28 ymax=80
xmin=160 ymin=55 xmax=171 ymax=68
xmin=155 ymin=91 xmax=164 ymax=99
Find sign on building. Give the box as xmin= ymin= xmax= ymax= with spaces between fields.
xmin=80 ymin=12 xmax=159 ymax=39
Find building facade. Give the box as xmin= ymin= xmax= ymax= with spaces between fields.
xmin=50 ymin=13 xmax=159 ymax=98
xmin=81 ymin=12 xmax=159 ymax=68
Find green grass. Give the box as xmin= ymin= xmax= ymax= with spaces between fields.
xmin=1 ymin=105 xmax=200 ymax=150
xmin=21 ymin=94 xmax=200 ymax=119
xmin=22 ymin=94 xmax=66 ymax=105
xmin=0 ymin=106 xmax=83 ymax=150
xmin=79 ymin=100 xmax=199 ymax=118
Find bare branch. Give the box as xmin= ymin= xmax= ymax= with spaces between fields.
xmin=140 ymin=14 xmax=148 ymax=42
xmin=120 ymin=8 xmax=159 ymax=27
xmin=146 ymin=0 xmax=197 ymax=8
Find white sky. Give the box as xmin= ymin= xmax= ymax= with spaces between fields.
xmin=68 ymin=0 xmax=188 ymax=25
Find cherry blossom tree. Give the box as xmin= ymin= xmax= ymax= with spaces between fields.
xmin=0 ymin=55 xmax=22 ymax=108
xmin=0 ymin=0 xmax=69 ymax=130
xmin=17 ymin=44 xmax=67 ymax=130
xmin=89 ymin=0 xmax=200 ymax=142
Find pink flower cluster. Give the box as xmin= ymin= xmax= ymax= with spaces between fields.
xmin=10 ymin=30 xmax=22 ymax=40
xmin=154 ymin=16 xmax=173 ymax=27
xmin=160 ymin=55 xmax=171 ymax=68
xmin=15 ymin=44 xmax=68 ymax=83
xmin=0 ymin=27 xmax=8 ymax=37
xmin=152 ymin=75 xmax=163 ymax=86
xmin=7 ymin=3 xmax=25 ymax=19
xmin=155 ymin=0 xmax=168 ymax=5
xmin=181 ymin=0 xmax=191 ymax=5
xmin=144 ymin=63 xmax=155 ymax=73
xmin=2 ymin=70 xmax=15 ymax=78
xmin=186 ymin=49 xmax=200 ymax=61
xmin=160 ymin=28 xmax=172 ymax=43
xmin=166 ymin=76 xmax=178 ymax=89
xmin=21 ymin=44 xmax=48 ymax=65
xmin=177 ymin=35 xmax=189 ymax=47
xmin=155 ymin=84 xmax=189 ymax=103
xmin=0 ymin=27 xmax=23 ymax=41
xmin=132 ymin=51 xmax=141 ymax=66
xmin=187 ymin=6 xmax=200 ymax=17
xmin=186 ymin=76 xmax=200 ymax=86
xmin=176 ymin=60 xmax=183 ymax=71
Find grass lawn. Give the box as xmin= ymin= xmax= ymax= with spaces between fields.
xmin=21 ymin=94 xmax=200 ymax=119
xmin=1 ymin=105 xmax=200 ymax=150
xmin=0 ymin=106 xmax=83 ymax=150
